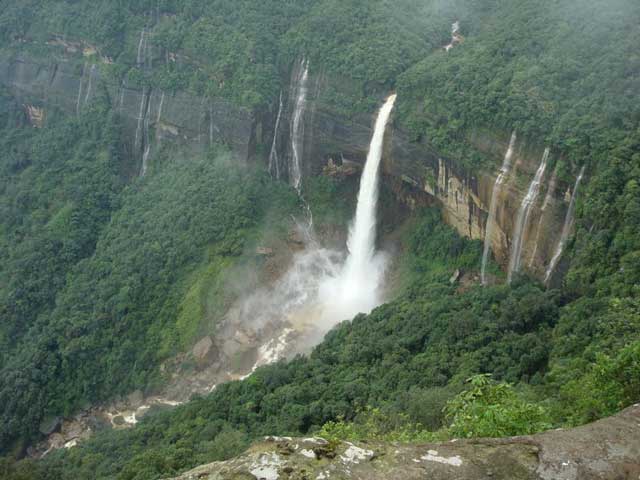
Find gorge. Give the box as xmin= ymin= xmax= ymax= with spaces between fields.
xmin=0 ymin=1 xmax=638 ymax=479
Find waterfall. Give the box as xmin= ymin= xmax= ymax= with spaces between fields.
xmin=75 ymin=63 xmax=87 ymax=116
xmin=528 ymin=167 xmax=558 ymax=268
xmin=319 ymin=94 xmax=397 ymax=322
xmin=156 ymin=91 xmax=165 ymax=123
xmin=507 ymin=148 xmax=550 ymax=283
xmin=544 ymin=166 xmax=586 ymax=285
xmin=268 ymin=91 xmax=284 ymax=180
xmin=119 ymin=80 xmax=126 ymax=112
xmin=289 ymin=59 xmax=309 ymax=192
xmin=481 ymin=131 xmax=517 ymax=285
xmin=444 ymin=21 xmax=462 ymax=51
xmin=140 ymin=93 xmax=153 ymax=177
xmin=136 ymin=28 xmax=147 ymax=67
xmin=224 ymin=95 xmax=397 ymax=375
xmin=83 ymin=64 xmax=97 ymax=107
xmin=134 ymin=88 xmax=147 ymax=152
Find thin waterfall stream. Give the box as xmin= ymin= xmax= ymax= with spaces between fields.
xmin=507 ymin=148 xmax=550 ymax=282
xmin=481 ymin=131 xmax=517 ymax=284
xmin=544 ymin=166 xmax=586 ymax=285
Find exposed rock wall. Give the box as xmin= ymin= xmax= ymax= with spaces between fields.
xmin=164 ymin=404 xmax=640 ymax=480
xmin=0 ymin=53 xmax=254 ymax=171
xmin=282 ymin=71 xmax=581 ymax=283
xmin=0 ymin=50 xmax=581 ymax=281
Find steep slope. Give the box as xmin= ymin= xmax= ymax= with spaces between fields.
xmin=0 ymin=1 xmax=638 ymax=478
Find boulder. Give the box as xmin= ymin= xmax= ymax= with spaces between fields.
xmin=192 ymin=336 xmax=218 ymax=367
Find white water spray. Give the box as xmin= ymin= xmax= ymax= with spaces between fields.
xmin=269 ymin=91 xmax=284 ymax=180
xmin=318 ymin=93 xmax=397 ymax=322
xmin=227 ymin=95 xmax=397 ymax=375
xmin=289 ymin=59 xmax=309 ymax=192
xmin=481 ymin=131 xmax=517 ymax=285
xmin=544 ymin=166 xmax=586 ymax=285
xmin=444 ymin=21 xmax=462 ymax=52
xmin=507 ymin=148 xmax=550 ymax=283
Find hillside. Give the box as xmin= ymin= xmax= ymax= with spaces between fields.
xmin=0 ymin=1 xmax=639 ymax=479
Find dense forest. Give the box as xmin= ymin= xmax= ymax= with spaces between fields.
xmin=0 ymin=0 xmax=639 ymax=479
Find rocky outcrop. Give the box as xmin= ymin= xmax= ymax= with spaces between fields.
xmin=0 ymin=53 xmax=254 ymax=172
xmin=165 ymin=404 xmax=640 ymax=480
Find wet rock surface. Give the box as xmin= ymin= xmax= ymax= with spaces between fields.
xmin=0 ymin=44 xmax=580 ymax=283
xmin=165 ymin=404 xmax=640 ymax=480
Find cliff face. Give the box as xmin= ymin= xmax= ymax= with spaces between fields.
xmin=0 ymin=51 xmax=579 ymax=282
xmin=276 ymin=70 xmax=580 ymax=283
xmin=164 ymin=404 xmax=640 ymax=480
xmin=0 ymin=53 xmax=254 ymax=167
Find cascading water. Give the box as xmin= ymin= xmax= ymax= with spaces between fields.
xmin=83 ymin=64 xmax=97 ymax=107
xmin=140 ymin=110 xmax=152 ymax=176
xmin=544 ymin=166 xmax=586 ymax=285
xmin=289 ymin=59 xmax=309 ymax=192
xmin=134 ymin=88 xmax=148 ymax=154
xmin=226 ymin=94 xmax=397 ymax=376
xmin=528 ymin=167 xmax=558 ymax=268
xmin=444 ymin=21 xmax=462 ymax=51
xmin=481 ymin=131 xmax=517 ymax=285
xmin=507 ymin=148 xmax=550 ymax=283
xmin=136 ymin=28 xmax=147 ymax=67
xmin=76 ymin=63 xmax=87 ymax=115
xmin=268 ymin=91 xmax=284 ymax=180
xmin=318 ymin=93 xmax=397 ymax=323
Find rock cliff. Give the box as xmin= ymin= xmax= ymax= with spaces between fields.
xmin=0 ymin=48 xmax=581 ymax=283
xmin=164 ymin=404 xmax=640 ymax=480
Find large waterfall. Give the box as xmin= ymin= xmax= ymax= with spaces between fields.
xmin=544 ymin=166 xmax=586 ymax=285
xmin=318 ymin=93 xmax=397 ymax=322
xmin=507 ymin=148 xmax=549 ymax=282
xmin=226 ymin=95 xmax=397 ymax=376
xmin=289 ymin=59 xmax=309 ymax=192
xmin=481 ymin=131 xmax=517 ymax=285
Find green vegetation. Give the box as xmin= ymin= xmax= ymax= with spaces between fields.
xmin=398 ymin=0 xmax=640 ymax=172
xmin=0 ymin=0 xmax=638 ymax=479
xmin=0 ymin=92 xmax=299 ymax=453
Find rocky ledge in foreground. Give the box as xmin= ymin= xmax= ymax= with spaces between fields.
xmin=165 ymin=404 xmax=640 ymax=480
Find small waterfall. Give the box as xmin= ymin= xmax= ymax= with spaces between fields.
xmin=444 ymin=21 xmax=462 ymax=51
xmin=133 ymin=88 xmax=147 ymax=152
xmin=140 ymin=93 xmax=154 ymax=177
xmin=83 ymin=64 xmax=97 ymax=107
xmin=507 ymin=148 xmax=550 ymax=283
xmin=544 ymin=166 xmax=586 ymax=285
xmin=528 ymin=167 xmax=558 ymax=268
xmin=136 ymin=28 xmax=147 ymax=67
xmin=268 ymin=91 xmax=284 ymax=180
xmin=319 ymin=94 xmax=397 ymax=321
xmin=289 ymin=59 xmax=309 ymax=192
xmin=481 ymin=131 xmax=517 ymax=285
xmin=75 ymin=63 xmax=87 ymax=115
xmin=156 ymin=91 xmax=165 ymax=123
xmin=119 ymin=80 xmax=126 ymax=112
